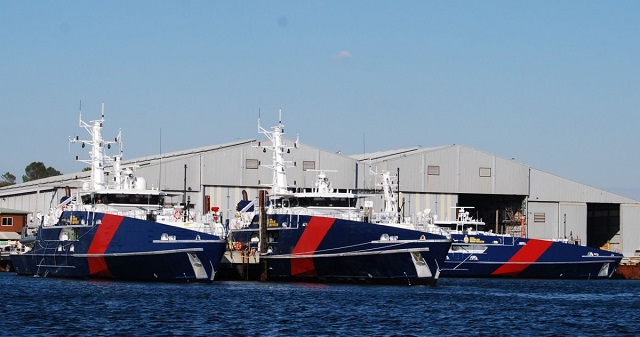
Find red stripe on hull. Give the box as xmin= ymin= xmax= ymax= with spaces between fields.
xmin=290 ymin=217 xmax=335 ymax=276
xmin=291 ymin=258 xmax=317 ymax=277
xmin=87 ymin=214 xmax=124 ymax=276
xmin=491 ymin=239 xmax=553 ymax=276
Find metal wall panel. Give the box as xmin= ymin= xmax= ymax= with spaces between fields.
xmin=2 ymin=136 xmax=639 ymax=257
xmin=36 ymin=189 xmax=59 ymax=213
xmin=419 ymin=193 xmax=458 ymax=221
xmin=558 ymin=202 xmax=588 ymax=243
xmin=494 ymin=157 xmax=529 ymax=195
xmin=621 ymin=204 xmax=640 ymax=256
xmin=358 ymin=145 xmax=530 ymax=196
xmin=422 ymin=146 xmax=460 ymax=193
xmin=458 ymin=147 xmax=494 ymax=194
xmin=529 ymin=169 xmax=636 ymax=203
xmin=356 ymin=146 xmax=461 ymax=193
xmin=370 ymin=192 xmax=458 ymax=220
xmin=162 ymin=155 xmax=202 ymax=192
xmin=134 ymin=163 xmax=162 ymax=190
xmin=291 ymin=144 xmax=323 ymax=190
xmin=200 ymin=145 xmax=254 ymax=186
xmin=307 ymin=145 xmax=357 ymax=189
xmin=527 ymin=201 xmax=559 ymax=240
xmin=199 ymin=140 xmax=360 ymax=191
xmin=366 ymin=155 xmax=426 ymax=193
xmin=265 ymin=142 xmax=357 ymax=191
xmin=361 ymin=160 xmax=389 ymax=191
xmin=0 ymin=187 xmax=70 ymax=222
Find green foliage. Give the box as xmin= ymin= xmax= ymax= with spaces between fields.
xmin=0 ymin=172 xmax=16 ymax=187
xmin=22 ymin=162 xmax=62 ymax=182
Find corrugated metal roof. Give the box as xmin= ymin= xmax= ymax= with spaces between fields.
xmin=0 ymin=138 xmax=257 ymax=196
xmin=351 ymin=144 xmax=639 ymax=203
xmin=529 ymin=168 xmax=638 ymax=203
xmin=351 ymin=145 xmax=466 ymax=162
xmin=2 ymin=138 xmax=639 ymax=204
xmin=0 ymin=208 xmax=31 ymax=214
xmin=126 ymin=138 xmax=256 ymax=163
xmin=350 ymin=147 xmax=422 ymax=161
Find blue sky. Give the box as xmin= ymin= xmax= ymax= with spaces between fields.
xmin=1 ymin=1 xmax=639 ymax=199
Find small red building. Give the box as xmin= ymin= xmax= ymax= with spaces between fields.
xmin=0 ymin=207 xmax=30 ymax=244
xmin=0 ymin=208 xmax=30 ymax=271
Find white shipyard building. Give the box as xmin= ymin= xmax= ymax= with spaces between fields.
xmin=1 ymin=138 xmax=638 ymax=258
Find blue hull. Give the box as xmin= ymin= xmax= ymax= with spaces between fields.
xmin=228 ymin=214 xmax=452 ymax=285
xmin=441 ymin=234 xmax=623 ymax=279
xmin=10 ymin=211 xmax=227 ymax=282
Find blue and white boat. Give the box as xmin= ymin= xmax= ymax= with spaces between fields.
xmin=10 ymin=104 xmax=227 ymax=281
xmin=430 ymin=207 xmax=623 ymax=279
xmin=223 ymin=112 xmax=452 ymax=285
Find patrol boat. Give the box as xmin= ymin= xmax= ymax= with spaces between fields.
xmin=429 ymin=207 xmax=623 ymax=279
xmin=223 ymin=111 xmax=452 ymax=285
xmin=10 ymin=104 xmax=227 ymax=281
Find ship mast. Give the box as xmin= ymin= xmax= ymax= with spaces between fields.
xmin=258 ymin=109 xmax=295 ymax=195
xmin=379 ymin=171 xmax=399 ymax=213
xmin=70 ymin=102 xmax=121 ymax=191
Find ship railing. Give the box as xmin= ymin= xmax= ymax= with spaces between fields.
xmin=369 ymin=212 xmax=398 ymax=224
xmin=277 ymin=207 xmax=364 ymax=222
xmin=331 ymin=210 xmax=363 ymax=221
xmin=621 ymin=256 xmax=640 ymax=265
xmin=420 ymin=224 xmax=449 ymax=237
xmin=550 ymin=237 xmax=583 ymax=246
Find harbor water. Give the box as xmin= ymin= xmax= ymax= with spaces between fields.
xmin=1 ymin=272 xmax=639 ymax=336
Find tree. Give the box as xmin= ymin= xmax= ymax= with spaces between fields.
xmin=0 ymin=172 xmax=16 ymax=187
xmin=22 ymin=162 xmax=62 ymax=182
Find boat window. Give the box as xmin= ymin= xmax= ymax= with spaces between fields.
xmin=295 ymin=197 xmax=357 ymax=207
xmin=82 ymin=193 xmax=163 ymax=206
xmin=283 ymin=199 xmax=290 ymax=208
